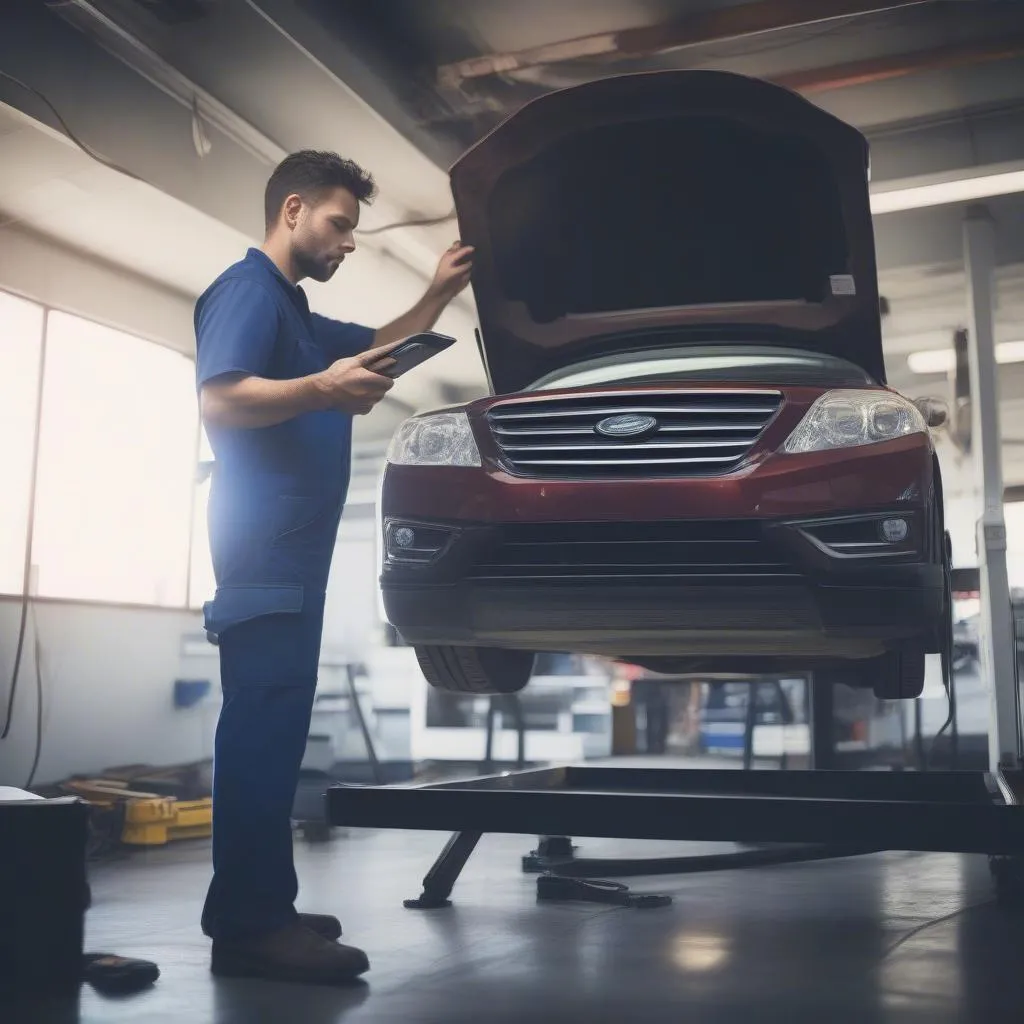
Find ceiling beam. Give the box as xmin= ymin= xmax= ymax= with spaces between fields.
xmin=437 ymin=0 xmax=932 ymax=87
xmin=773 ymin=33 xmax=1024 ymax=94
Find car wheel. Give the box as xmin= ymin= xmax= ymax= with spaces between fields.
xmin=871 ymin=646 xmax=927 ymax=700
xmin=415 ymin=645 xmax=536 ymax=695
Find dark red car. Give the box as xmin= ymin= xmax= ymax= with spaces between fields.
xmin=379 ymin=70 xmax=950 ymax=701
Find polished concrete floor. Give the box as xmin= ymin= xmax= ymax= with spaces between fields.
xmin=14 ymin=827 xmax=1024 ymax=1023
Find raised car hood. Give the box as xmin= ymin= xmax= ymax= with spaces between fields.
xmin=450 ymin=70 xmax=884 ymax=395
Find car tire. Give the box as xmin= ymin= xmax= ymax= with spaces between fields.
xmin=415 ymin=645 xmax=536 ymax=695
xmin=871 ymin=646 xmax=927 ymax=700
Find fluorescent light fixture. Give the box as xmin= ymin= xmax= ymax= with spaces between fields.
xmin=907 ymin=349 xmax=956 ymax=375
xmin=999 ymin=340 xmax=1024 ymax=364
xmin=871 ymin=162 xmax=1024 ymax=215
xmin=907 ymin=341 xmax=1024 ymax=375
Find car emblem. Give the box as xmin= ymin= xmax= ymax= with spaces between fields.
xmin=594 ymin=413 xmax=658 ymax=439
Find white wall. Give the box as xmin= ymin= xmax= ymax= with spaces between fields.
xmin=0 ymin=598 xmax=218 ymax=787
xmin=0 ymin=224 xmax=197 ymax=354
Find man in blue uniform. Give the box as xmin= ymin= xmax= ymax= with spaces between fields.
xmin=194 ymin=150 xmax=472 ymax=985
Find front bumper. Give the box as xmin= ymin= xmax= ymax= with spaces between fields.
xmin=380 ymin=511 xmax=944 ymax=662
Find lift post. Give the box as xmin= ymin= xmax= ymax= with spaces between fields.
xmin=963 ymin=205 xmax=1022 ymax=774
xmin=327 ymin=204 xmax=1024 ymax=908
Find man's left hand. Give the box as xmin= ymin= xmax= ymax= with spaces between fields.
xmin=372 ymin=242 xmax=476 ymax=350
xmin=428 ymin=242 xmax=474 ymax=301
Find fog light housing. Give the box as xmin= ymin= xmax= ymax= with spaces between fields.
xmin=383 ymin=520 xmax=455 ymax=567
xmin=880 ymin=518 xmax=909 ymax=544
xmin=795 ymin=510 xmax=921 ymax=561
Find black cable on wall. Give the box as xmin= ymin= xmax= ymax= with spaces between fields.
xmin=1 ymin=309 xmax=49 ymax=795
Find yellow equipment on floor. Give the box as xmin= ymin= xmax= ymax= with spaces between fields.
xmin=61 ymin=778 xmax=213 ymax=847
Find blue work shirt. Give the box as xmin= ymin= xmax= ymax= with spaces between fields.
xmin=194 ymin=248 xmax=374 ymax=641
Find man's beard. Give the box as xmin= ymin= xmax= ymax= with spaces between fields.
xmin=293 ymin=244 xmax=337 ymax=283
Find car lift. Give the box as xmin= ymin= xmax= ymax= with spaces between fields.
xmin=327 ymin=206 xmax=1024 ymax=909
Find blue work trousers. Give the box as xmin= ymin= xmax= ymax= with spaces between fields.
xmin=201 ymin=593 xmax=326 ymax=941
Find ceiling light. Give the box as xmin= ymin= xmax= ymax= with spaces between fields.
xmin=907 ymin=341 xmax=1024 ymax=375
xmin=870 ymin=163 xmax=1024 ymax=215
xmin=907 ymin=349 xmax=955 ymax=375
xmin=997 ymin=340 xmax=1024 ymax=364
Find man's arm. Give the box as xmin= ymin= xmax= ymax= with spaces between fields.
xmin=195 ymin=277 xmax=401 ymax=430
xmin=200 ymin=373 xmax=330 ymax=430
xmin=195 ymin=277 xmax=296 ymax=429
xmin=202 ymin=345 xmax=402 ymax=430
xmin=371 ymin=243 xmax=474 ymax=349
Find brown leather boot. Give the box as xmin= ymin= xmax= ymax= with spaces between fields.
xmin=211 ymin=921 xmax=369 ymax=985
xmin=298 ymin=913 xmax=342 ymax=941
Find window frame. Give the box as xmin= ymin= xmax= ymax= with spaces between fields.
xmin=0 ymin=293 xmax=47 ymax=600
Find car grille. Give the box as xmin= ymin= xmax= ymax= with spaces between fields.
xmin=467 ymin=521 xmax=797 ymax=582
xmin=487 ymin=390 xmax=782 ymax=477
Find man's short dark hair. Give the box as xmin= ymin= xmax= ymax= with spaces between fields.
xmin=264 ymin=150 xmax=377 ymax=230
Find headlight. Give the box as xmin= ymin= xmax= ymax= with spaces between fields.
xmin=783 ymin=390 xmax=927 ymax=454
xmin=386 ymin=411 xmax=481 ymax=467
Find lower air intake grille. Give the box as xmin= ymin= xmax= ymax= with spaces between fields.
xmin=487 ymin=390 xmax=782 ymax=477
xmin=468 ymin=521 xmax=796 ymax=582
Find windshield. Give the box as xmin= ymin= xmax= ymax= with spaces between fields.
xmin=529 ymin=345 xmax=874 ymax=391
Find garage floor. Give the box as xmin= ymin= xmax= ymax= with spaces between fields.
xmin=15 ymin=828 xmax=1024 ymax=1024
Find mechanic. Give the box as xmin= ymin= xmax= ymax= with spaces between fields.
xmin=194 ymin=149 xmax=472 ymax=985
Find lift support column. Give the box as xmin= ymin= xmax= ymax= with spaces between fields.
xmin=964 ymin=205 xmax=1022 ymax=773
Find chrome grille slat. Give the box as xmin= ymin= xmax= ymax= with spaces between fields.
xmin=487 ymin=389 xmax=782 ymax=478
xmin=490 ymin=405 xmax=778 ymax=420
xmin=501 ymin=440 xmax=751 ymax=453
xmin=494 ymin=423 xmax=765 ymax=436
xmin=514 ymin=457 xmax=742 ymax=467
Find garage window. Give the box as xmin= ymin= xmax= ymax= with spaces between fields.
xmin=31 ymin=311 xmax=198 ymax=606
xmin=0 ymin=292 xmax=45 ymax=596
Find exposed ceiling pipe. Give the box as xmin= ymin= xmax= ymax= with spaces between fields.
xmin=428 ymin=34 xmax=1024 ymax=131
xmin=773 ymin=34 xmax=1024 ymax=94
xmin=437 ymin=0 xmax=933 ymax=87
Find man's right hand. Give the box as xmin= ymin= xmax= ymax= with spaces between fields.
xmin=315 ymin=343 xmax=401 ymax=416
xmin=200 ymin=342 xmax=403 ymax=431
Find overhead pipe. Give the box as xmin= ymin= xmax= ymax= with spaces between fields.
xmin=773 ymin=34 xmax=1024 ymax=94
xmin=437 ymin=0 xmax=932 ymax=87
